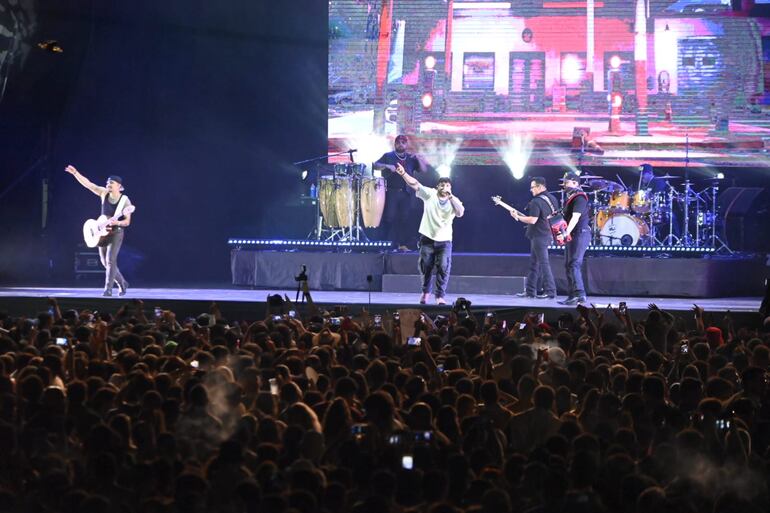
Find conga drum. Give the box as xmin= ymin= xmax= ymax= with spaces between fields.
xmin=360 ymin=177 xmax=386 ymax=228
xmin=318 ymin=176 xmax=339 ymax=227
xmin=334 ymin=176 xmax=356 ymax=228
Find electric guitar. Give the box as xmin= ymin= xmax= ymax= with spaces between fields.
xmin=82 ymin=205 xmax=136 ymax=248
xmin=491 ymin=195 xmax=571 ymax=245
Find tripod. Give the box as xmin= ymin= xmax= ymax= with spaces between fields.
xmin=294 ymin=265 xmax=312 ymax=304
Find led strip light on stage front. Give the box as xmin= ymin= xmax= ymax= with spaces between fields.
xmin=228 ymin=239 xmax=393 ymax=249
xmin=547 ymin=245 xmax=717 ymax=253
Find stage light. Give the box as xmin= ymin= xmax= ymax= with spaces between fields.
xmin=496 ymin=132 xmax=533 ymax=181
xmin=611 ymin=92 xmax=623 ymax=109
xmin=436 ymin=164 xmax=452 ymax=178
xmin=421 ymin=93 xmax=433 ymax=109
xmin=610 ymin=55 xmax=621 ymax=69
xmin=716 ymin=172 xmax=724 ymax=179
xmin=301 ymin=170 xmax=308 ymax=181
xmin=37 ymin=40 xmax=63 ymax=53
xmin=562 ymin=54 xmax=583 ymax=85
xmin=424 ymin=55 xmax=436 ymax=70
xmin=419 ymin=138 xmax=463 ymax=180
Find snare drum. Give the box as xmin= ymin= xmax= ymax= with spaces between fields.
xmin=594 ymin=208 xmax=611 ymax=230
xmin=608 ymin=191 xmax=630 ymax=211
xmin=360 ymin=177 xmax=386 ymax=228
xmin=632 ymin=189 xmax=652 ymax=213
xmin=599 ymin=214 xmax=649 ymax=246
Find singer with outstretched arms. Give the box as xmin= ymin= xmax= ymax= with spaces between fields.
xmin=66 ymin=164 xmax=132 ymax=297
xmin=558 ymin=172 xmax=590 ymax=305
xmin=396 ymin=163 xmax=464 ymax=305
xmin=374 ymin=134 xmax=429 ymax=251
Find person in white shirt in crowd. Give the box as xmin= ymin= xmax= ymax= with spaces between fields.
xmin=396 ymin=163 xmax=465 ymax=305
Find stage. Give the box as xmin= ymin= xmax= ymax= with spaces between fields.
xmin=0 ymin=286 xmax=761 ymax=323
xmin=230 ymin=249 xmax=767 ymax=298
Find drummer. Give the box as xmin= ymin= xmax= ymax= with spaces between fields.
xmin=639 ymin=163 xmax=666 ymax=195
xmin=374 ymin=134 xmax=429 ymax=251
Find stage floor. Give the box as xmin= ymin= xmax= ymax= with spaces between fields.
xmin=0 ymin=287 xmax=761 ymax=314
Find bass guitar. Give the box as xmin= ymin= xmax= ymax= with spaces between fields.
xmin=82 ymin=205 xmax=136 ymax=248
xmin=491 ymin=195 xmax=570 ymax=245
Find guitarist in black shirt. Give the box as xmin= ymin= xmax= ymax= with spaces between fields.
xmin=558 ymin=172 xmax=590 ymax=305
xmin=66 ymin=165 xmax=132 ymax=296
xmin=510 ymin=177 xmax=558 ymax=299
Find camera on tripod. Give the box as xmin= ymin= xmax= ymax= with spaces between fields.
xmin=295 ymin=264 xmax=308 ymax=283
xmin=453 ymin=297 xmax=472 ymax=317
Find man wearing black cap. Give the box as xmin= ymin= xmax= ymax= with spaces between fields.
xmin=374 ymin=134 xmax=429 ymax=251
xmin=66 ymin=165 xmax=132 ymax=296
xmin=558 ymin=172 xmax=589 ymax=305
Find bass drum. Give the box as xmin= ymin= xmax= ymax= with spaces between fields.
xmin=599 ymin=214 xmax=649 ymax=246
xmin=360 ymin=177 xmax=386 ymax=228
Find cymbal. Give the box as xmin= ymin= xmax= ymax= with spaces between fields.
xmin=579 ymin=174 xmax=603 ymax=180
xmin=586 ymin=179 xmax=624 ymax=192
xmin=652 ymin=174 xmax=681 ymax=180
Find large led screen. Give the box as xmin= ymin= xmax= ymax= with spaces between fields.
xmin=329 ymin=1 xmax=770 ymax=167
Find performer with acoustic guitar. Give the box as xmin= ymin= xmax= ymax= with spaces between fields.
xmin=66 ymin=165 xmax=132 ymax=296
xmin=505 ymin=176 xmax=559 ymax=300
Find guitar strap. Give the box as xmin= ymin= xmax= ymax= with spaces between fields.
xmin=114 ymin=195 xmax=128 ymax=220
xmin=536 ymin=194 xmax=557 ymax=219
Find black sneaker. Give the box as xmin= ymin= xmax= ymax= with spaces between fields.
xmin=536 ymin=293 xmax=555 ymax=299
xmin=118 ymin=281 xmax=129 ymax=296
xmin=515 ymin=292 xmax=535 ymax=298
xmin=558 ymin=296 xmax=586 ymax=305
xmin=102 ymin=290 xmax=112 ymax=297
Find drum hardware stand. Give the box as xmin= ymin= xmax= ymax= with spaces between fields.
xmin=661 ymin=181 xmax=679 ymax=246
xmin=706 ymin=180 xmax=733 ymax=254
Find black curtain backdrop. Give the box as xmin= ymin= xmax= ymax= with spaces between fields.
xmin=1 ymin=0 xmax=328 ymax=284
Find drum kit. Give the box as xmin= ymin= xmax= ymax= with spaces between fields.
xmin=314 ymin=163 xmax=387 ymax=241
xmin=579 ymin=173 xmax=727 ymax=249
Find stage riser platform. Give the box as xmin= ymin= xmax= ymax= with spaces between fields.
xmin=383 ymin=275 xmax=525 ymax=295
xmin=231 ymin=250 xmax=767 ymax=298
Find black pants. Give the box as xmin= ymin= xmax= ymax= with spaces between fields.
xmin=418 ymin=236 xmax=452 ymax=298
xmin=383 ymin=190 xmax=418 ymax=247
xmin=98 ymin=229 xmax=127 ymax=292
xmin=565 ymin=229 xmax=590 ymax=298
xmin=526 ymin=236 xmax=556 ymax=296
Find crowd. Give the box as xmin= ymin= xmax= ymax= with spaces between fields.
xmin=0 ymin=295 xmax=768 ymax=513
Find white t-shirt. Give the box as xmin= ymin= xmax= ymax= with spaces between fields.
xmin=416 ymin=185 xmax=461 ymax=242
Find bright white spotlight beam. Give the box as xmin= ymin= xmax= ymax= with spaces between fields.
xmin=419 ymin=138 xmax=463 ymax=179
xmin=494 ymin=132 xmax=533 ymax=180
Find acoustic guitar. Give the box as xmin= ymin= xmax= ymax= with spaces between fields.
xmin=83 ymin=205 xmax=136 ymax=248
